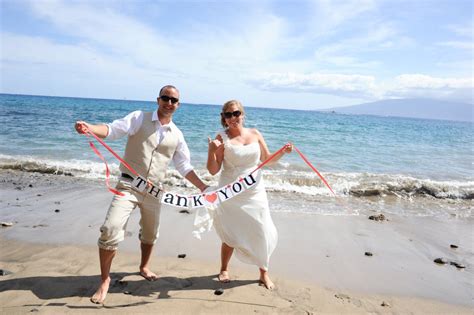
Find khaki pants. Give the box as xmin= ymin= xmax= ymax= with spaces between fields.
xmin=98 ymin=179 xmax=162 ymax=251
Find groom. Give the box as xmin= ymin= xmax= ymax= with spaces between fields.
xmin=75 ymin=85 xmax=208 ymax=304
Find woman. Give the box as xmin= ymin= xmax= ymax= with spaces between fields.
xmin=207 ymin=100 xmax=292 ymax=289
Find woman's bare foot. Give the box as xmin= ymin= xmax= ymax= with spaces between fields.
xmin=140 ymin=267 xmax=158 ymax=281
xmin=90 ymin=276 xmax=111 ymax=304
xmin=218 ymin=270 xmax=231 ymax=283
xmin=259 ymin=271 xmax=275 ymax=290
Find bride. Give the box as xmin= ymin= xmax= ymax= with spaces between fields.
xmin=207 ymin=100 xmax=292 ymax=289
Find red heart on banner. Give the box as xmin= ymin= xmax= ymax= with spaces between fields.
xmin=205 ymin=193 xmax=218 ymax=203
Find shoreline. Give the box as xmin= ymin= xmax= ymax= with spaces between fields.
xmin=1 ymin=169 xmax=473 ymax=313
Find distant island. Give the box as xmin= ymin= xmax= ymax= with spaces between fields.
xmin=325 ymin=99 xmax=473 ymax=122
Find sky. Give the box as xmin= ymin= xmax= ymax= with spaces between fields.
xmin=1 ymin=0 xmax=472 ymax=110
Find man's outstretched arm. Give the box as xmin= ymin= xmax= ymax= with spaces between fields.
xmin=75 ymin=121 xmax=109 ymax=138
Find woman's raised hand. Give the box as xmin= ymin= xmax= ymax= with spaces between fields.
xmin=208 ymin=136 xmax=224 ymax=153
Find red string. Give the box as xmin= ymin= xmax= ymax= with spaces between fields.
xmin=250 ymin=144 xmax=288 ymax=174
xmin=86 ymin=133 xmax=125 ymax=196
xmin=84 ymin=128 xmax=138 ymax=176
xmin=251 ymin=143 xmax=336 ymax=196
xmin=294 ymin=146 xmax=336 ymax=196
xmin=83 ymin=126 xmax=143 ymax=196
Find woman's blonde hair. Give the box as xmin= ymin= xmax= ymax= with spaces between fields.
xmin=221 ymin=100 xmax=245 ymax=128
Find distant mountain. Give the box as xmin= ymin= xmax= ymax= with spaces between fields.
xmin=325 ymin=99 xmax=473 ymax=122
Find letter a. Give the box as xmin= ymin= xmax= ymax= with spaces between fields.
xmin=162 ymin=193 xmax=175 ymax=205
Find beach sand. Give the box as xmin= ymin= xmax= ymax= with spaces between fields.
xmin=1 ymin=169 xmax=472 ymax=314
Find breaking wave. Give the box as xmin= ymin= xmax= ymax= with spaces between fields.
xmin=1 ymin=154 xmax=472 ymax=200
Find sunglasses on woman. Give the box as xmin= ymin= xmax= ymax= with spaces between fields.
xmin=222 ymin=110 xmax=242 ymax=119
xmin=160 ymin=95 xmax=179 ymax=104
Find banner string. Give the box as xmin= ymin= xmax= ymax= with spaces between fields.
xmin=293 ymin=146 xmax=336 ymax=196
xmin=85 ymin=132 xmax=125 ymax=196
xmin=82 ymin=128 xmax=336 ymax=197
xmin=84 ymin=128 xmax=138 ymax=176
xmin=250 ymin=144 xmax=288 ymax=174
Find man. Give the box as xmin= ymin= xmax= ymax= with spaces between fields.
xmin=75 ymin=85 xmax=207 ymax=304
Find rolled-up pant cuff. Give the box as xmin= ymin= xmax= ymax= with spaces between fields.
xmin=97 ymin=241 xmax=118 ymax=251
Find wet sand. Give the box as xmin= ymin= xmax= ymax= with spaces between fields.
xmin=0 ymin=169 xmax=472 ymax=314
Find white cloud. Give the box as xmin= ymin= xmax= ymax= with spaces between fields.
xmin=446 ymin=23 xmax=473 ymax=38
xmin=394 ymin=74 xmax=472 ymax=90
xmin=249 ymin=72 xmax=473 ymax=103
xmin=386 ymin=74 xmax=473 ymax=102
xmin=0 ymin=31 xmax=184 ymax=100
xmin=28 ymin=0 xmax=171 ymax=69
xmin=250 ymin=72 xmax=378 ymax=98
xmin=312 ymin=23 xmax=403 ymax=69
xmin=438 ymin=22 xmax=473 ymax=51
xmin=305 ymin=3 xmax=414 ymax=71
xmin=435 ymin=59 xmax=473 ymax=75
xmin=308 ymin=0 xmax=377 ymax=36
xmin=0 ymin=31 xmax=180 ymax=79
xmin=437 ymin=41 xmax=473 ymax=50
xmin=23 ymin=0 xmax=289 ymax=78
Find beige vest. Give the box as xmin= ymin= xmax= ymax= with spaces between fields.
xmin=119 ymin=112 xmax=179 ymax=183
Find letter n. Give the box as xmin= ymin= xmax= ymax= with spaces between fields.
xmin=176 ymin=195 xmax=188 ymax=208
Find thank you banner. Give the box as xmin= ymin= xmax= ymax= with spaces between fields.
xmin=130 ymin=171 xmax=261 ymax=209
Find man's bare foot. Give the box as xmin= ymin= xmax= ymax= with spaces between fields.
xmin=140 ymin=267 xmax=158 ymax=281
xmin=217 ymin=270 xmax=230 ymax=283
xmin=90 ymin=277 xmax=111 ymax=304
xmin=259 ymin=273 xmax=275 ymax=290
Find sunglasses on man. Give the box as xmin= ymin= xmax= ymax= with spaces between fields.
xmin=222 ymin=110 xmax=242 ymax=119
xmin=159 ymin=95 xmax=179 ymax=104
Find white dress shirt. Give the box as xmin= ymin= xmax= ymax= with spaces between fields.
xmin=106 ymin=110 xmax=194 ymax=177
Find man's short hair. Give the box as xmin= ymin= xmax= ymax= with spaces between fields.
xmin=159 ymin=85 xmax=179 ymax=96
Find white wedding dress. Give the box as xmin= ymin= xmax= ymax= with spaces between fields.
xmin=210 ymin=131 xmax=278 ymax=271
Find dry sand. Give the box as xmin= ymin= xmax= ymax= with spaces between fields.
xmin=0 ymin=170 xmax=472 ymax=314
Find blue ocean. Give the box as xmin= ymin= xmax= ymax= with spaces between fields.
xmin=0 ymin=94 xmax=472 ymax=217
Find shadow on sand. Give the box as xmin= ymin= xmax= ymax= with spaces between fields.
xmin=0 ymin=272 xmax=268 ymax=310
